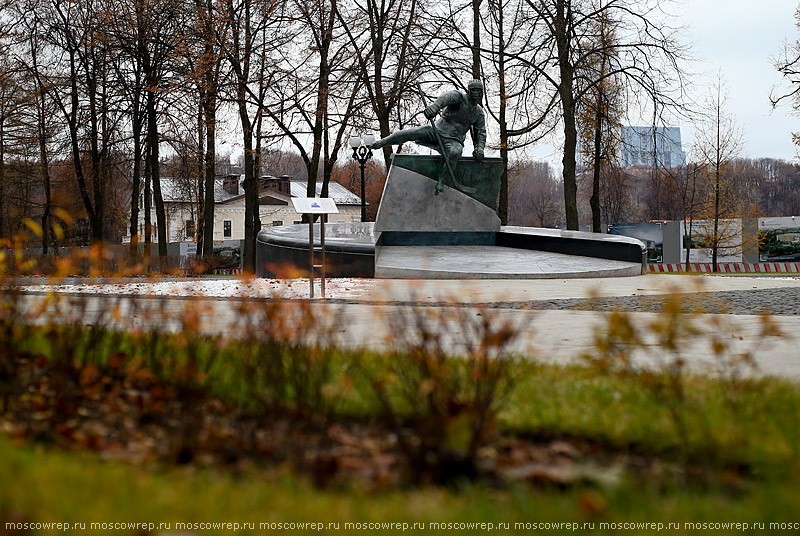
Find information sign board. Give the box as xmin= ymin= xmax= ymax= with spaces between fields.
xmin=291 ymin=197 xmax=339 ymax=214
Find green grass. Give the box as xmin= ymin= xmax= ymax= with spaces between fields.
xmin=3 ymin=436 xmax=800 ymax=535
xmin=4 ymin=294 xmax=800 ymax=531
xmin=7 ymin=316 xmax=800 ymax=473
xmin=502 ymin=364 xmax=800 ymax=472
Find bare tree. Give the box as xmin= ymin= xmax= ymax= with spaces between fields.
xmin=8 ymin=0 xmax=126 ymax=246
xmin=674 ymin=163 xmax=702 ymax=269
xmin=693 ymin=76 xmax=743 ymax=271
xmin=337 ymin=0 xmax=427 ymax=165
xmin=520 ymin=0 xmax=686 ymax=230
xmin=0 ymin=58 xmax=23 ymax=240
xmin=222 ymin=0 xmax=284 ymax=270
xmin=38 ymin=0 xmax=108 ymax=242
xmin=171 ymin=26 xmax=210 ymax=258
xmin=576 ymin=4 xmax=623 ymax=232
xmin=482 ymin=0 xmax=557 ymax=224
xmin=24 ymin=20 xmax=57 ymax=252
xmin=0 ymin=8 xmax=11 ymax=239
xmin=192 ymin=0 xmax=230 ymax=258
xmin=105 ymin=0 xmax=151 ymax=255
xmin=598 ymin=165 xmax=631 ymax=225
xmin=0 ymin=50 xmax=50 ymax=244
xmin=111 ymin=0 xmax=188 ymax=257
xmin=262 ymin=0 xmax=361 ymax=220
xmin=508 ymin=159 xmax=561 ymax=226
xmin=771 ymin=2 xmax=800 ymax=156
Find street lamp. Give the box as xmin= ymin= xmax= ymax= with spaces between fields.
xmin=349 ymin=132 xmax=375 ymax=222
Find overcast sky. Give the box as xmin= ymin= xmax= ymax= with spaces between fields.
xmin=526 ymin=0 xmax=800 ymax=168
xmin=678 ymin=0 xmax=799 ymax=161
xmin=227 ymin=1 xmax=800 ymax=166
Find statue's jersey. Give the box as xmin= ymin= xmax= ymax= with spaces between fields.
xmin=432 ymin=90 xmax=487 ymax=151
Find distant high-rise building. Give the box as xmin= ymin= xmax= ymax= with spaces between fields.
xmin=620 ymin=126 xmax=686 ymax=168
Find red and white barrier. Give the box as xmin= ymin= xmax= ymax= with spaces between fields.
xmin=648 ymin=262 xmax=800 ymax=274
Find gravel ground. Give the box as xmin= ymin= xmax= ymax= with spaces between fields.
xmin=328 ymin=287 xmax=800 ymax=316
xmin=483 ymin=287 xmax=800 ymax=316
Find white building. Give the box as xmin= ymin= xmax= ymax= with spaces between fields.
xmin=620 ymin=126 xmax=686 ymax=168
xmin=124 ymin=175 xmax=363 ymax=244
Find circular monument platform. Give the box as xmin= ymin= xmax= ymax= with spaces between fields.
xmin=256 ymin=223 xmax=645 ymax=279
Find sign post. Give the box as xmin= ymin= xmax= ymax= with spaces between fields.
xmin=290 ymin=198 xmax=339 ymax=298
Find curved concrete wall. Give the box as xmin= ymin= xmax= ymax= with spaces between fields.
xmin=256 ymin=224 xmax=375 ymax=278
xmin=255 ymin=223 xmax=646 ymax=279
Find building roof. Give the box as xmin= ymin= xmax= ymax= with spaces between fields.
xmin=157 ymin=175 xmax=363 ymax=206
xmin=155 ymin=177 xmax=196 ymax=203
xmin=288 ymin=180 xmax=361 ymax=205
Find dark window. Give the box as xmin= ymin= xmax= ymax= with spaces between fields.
xmin=224 ymin=220 xmax=232 ymax=238
xmin=185 ymin=220 xmax=195 ymax=238
xmin=272 ymin=220 xmax=283 ymax=227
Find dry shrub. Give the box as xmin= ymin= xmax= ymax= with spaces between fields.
xmin=234 ymin=298 xmax=339 ymax=416
xmin=582 ymin=289 xmax=784 ymax=459
xmin=0 ymin=221 xmax=196 ymax=278
xmin=358 ymin=302 xmax=524 ymax=483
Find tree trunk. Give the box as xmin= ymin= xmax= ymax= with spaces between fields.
xmin=0 ymin=112 xmax=5 ymax=239
xmin=144 ymin=146 xmax=152 ymax=267
xmin=40 ymin=156 xmax=51 ymax=254
xmin=555 ymin=0 xmax=579 ymax=230
xmin=37 ymin=85 xmax=52 ymax=254
xmin=242 ymin=109 xmax=258 ymax=272
xmin=196 ymin=93 xmax=205 ymax=258
xmin=498 ymin=139 xmax=509 ymax=225
xmin=684 ymin=165 xmax=697 ymax=271
xmin=130 ymin=2 xmax=146 ymax=255
xmin=712 ymin=101 xmax=721 ymax=273
xmin=231 ymin=0 xmax=260 ymax=272
xmin=88 ymin=70 xmax=104 ymax=242
xmin=129 ymin=111 xmax=142 ymax=256
xmin=496 ymin=0 xmax=508 ymax=225
xmin=713 ymin=167 xmax=720 ymax=273
xmin=472 ymin=0 xmax=483 ymax=79
xmin=199 ymin=0 xmax=218 ymax=259
xmin=202 ymin=90 xmax=216 ymax=258
xmin=590 ymin=101 xmax=602 ymax=233
xmin=147 ymin=86 xmax=167 ymax=257
xmin=561 ymin=91 xmax=579 ymax=230
xmin=66 ymin=51 xmax=98 ymax=236
xmin=99 ymin=58 xmax=110 ymax=242
xmin=304 ymin=31 xmax=330 ymax=223
xmin=368 ymin=1 xmax=392 ymax=165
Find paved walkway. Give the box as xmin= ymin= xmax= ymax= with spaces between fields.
xmin=317 ymin=275 xmax=800 ymax=378
xmin=15 ymin=274 xmax=800 ymax=379
xmin=348 ymin=274 xmax=800 ymax=303
xmin=375 ymin=245 xmax=641 ymax=278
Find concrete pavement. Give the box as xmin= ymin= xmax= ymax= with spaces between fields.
xmin=350 ymin=274 xmax=800 ymax=303
xmin=14 ymin=273 xmax=800 ymax=379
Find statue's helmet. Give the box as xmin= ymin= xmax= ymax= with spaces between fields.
xmin=467 ymin=79 xmax=484 ymax=91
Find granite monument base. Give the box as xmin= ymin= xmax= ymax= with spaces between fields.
xmin=255 ymin=155 xmax=646 ymax=279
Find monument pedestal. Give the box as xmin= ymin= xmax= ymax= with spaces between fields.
xmin=255 ymin=154 xmax=646 ymax=280
xmin=373 ymin=154 xmax=504 ymax=274
xmin=374 ymin=154 xmax=503 ymax=239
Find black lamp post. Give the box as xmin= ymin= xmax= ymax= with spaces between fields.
xmin=349 ymin=133 xmax=375 ymax=222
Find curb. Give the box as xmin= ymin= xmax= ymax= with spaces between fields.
xmin=648 ymin=262 xmax=800 ymax=274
